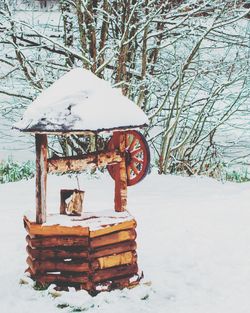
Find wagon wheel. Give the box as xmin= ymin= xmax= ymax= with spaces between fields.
xmin=107 ymin=130 xmax=150 ymax=186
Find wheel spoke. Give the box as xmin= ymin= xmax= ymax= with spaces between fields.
xmin=130 ymin=162 xmax=140 ymax=176
xmin=132 ymin=156 xmax=144 ymax=164
xmin=125 ymin=133 xmax=131 ymax=147
xmin=131 ymin=147 xmax=143 ymax=157
xmin=129 ymin=135 xmax=138 ymax=151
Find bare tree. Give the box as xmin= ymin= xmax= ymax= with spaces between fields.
xmin=0 ymin=0 xmax=249 ymax=177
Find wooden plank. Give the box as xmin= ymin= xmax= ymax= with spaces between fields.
xmin=35 ymin=134 xmax=48 ymax=224
xmin=90 ymin=229 xmax=136 ymax=248
xmin=27 ymin=267 xmax=93 ymax=291
xmin=92 ymin=251 xmax=137 ymax=270
xmin=92 ymin=276 xmax=139 ymax=292
xmin=111 ymin=275 xmax=140 ymax=289
xmin=26 ymin=245 xmax=89 ymax=261
xmin=24 ymin=215 xmax=89 ymax=236
xmin=27 ymin=256 xmax=90 ymax=273
xmin=76 ymin=282 xmax=94 ymax=291
xmin=24 ymin=216 xmax=89 ymax=237
xmin=34 ymin=273 xmax=89 ymax=285
xmin=26 ymin=235 xmax=89 ymax=248
xmin=47 ymin=150 xmax=122 ymax=173
xmin=60 ymin=189 xmax=84 ymax=215
xmin=90 ymin=241 xmax=137 ymax=259
xmin=92 ymin=263 xmax=138 ymax=283
xmin=47 ymin=282 xmax=93 ymax=291
xmin=113 ymin=132 xmax=127 ymax=212
xmin=94 ymin=275 xmax=140 ymax=291
xmin=90 ymin=219 xmax=136 ymax=238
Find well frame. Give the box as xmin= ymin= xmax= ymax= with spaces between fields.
xmin=35 ymin=131 xmax=128 ymax=224
xmin=24 ymin=130 xmax=142 ymax=293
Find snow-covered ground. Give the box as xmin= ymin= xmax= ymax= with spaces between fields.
xmin=1 ymin=171 xmax=250 ymax=313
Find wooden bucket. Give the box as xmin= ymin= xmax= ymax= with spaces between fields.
xmin=60 ymin=189 xmax=84 ymax=216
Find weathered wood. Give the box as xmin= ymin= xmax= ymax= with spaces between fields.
xmin=92 ymin=275 xmax=139 ymax=292
xmin=60 ymin=190 xmax=72 ymax=215
xmin=27 ymin=257 xmax=90 ymax=274
xmin=60 ymin=189 xmax=84 ymax=215
xmin=26 ymin=245 xmax=89 ymax=260
xmin=92 ymin=263 xmax=138 ymax=283
xmin=90 ymin=229 xmax=136 ymax=248
xmin=27 ymin=267 xmax=93 ymax=290
xmin=23 ymin=209 xmax=141 ymax=292
xmin=92 ymin=251 xmax=137 ymax=270
xmin=24 ymin=216 xmax=89 ymax=237
xmin=26 ymin=235 xmax=89 ymax=248
xmin=112 ymin=132 xmax=127 ymax=212
xmin=34 ymin=273 xmax=89 ymax=285
xmin=35 ymin=134 xmax=48 ymax=224
xmin=47 ymin=150 xmax=122 ymax=173
xmin=111 ymin=275 xmax=140 ymax=289
xmin=89 ymin=219 xmax=136 ymax=238
xmin=63 ymin=189 xmax=84 ymax=216
xmin=76 ymin=282 xmax=94 ymax=291
xmin=90 ymin=241 xmax=137 ymax=259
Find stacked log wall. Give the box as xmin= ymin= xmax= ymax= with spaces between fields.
xmin=89 ymin=220 xmax=139 ymax=291
xmin=24 ymin=215 xmax=140 ymax=293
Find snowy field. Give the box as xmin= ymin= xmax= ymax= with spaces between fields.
xmin=1 ymin=171 xmax=250 ymax=313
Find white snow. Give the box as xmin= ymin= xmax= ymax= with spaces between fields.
xmin=25 ymin=210 xmax=134 ymax=231
xmin=14 ymin=69 xmax=148 ymax=132
xmin=1 ymin=171 xmax=250 ymax=312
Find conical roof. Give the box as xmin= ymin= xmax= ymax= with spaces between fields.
xmin=14 ymin=68 xmax=148 ymax=133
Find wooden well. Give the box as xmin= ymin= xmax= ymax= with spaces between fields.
xmin=15 ymin=69 xmax=150 ymax=294
xmin=21 ymin=130 xmax=143 ymax=293
xmin=24 ymin=211 xmax=141 ymax=293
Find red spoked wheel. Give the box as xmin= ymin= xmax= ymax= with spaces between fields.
xmin=107 ymin=130 xmax=150 ymax=186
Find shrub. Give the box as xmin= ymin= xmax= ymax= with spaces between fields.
xmin=0 ymin=158 xmax=35 ymax=183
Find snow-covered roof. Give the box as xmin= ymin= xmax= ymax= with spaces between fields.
xmin=14 ymin=68 xmax=148 ymax=133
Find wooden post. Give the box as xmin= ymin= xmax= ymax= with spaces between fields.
xmin=113 ymin=132 xmax=127 ymax=212
xmin=35 ymin=134 xmax=48 ymax=224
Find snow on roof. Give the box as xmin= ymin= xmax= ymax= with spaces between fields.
xmin=14 ymin=68 xmax=148 ymax=133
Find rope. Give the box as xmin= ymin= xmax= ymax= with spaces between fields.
xmin=76 ymin=175 xmax=81 ymax=191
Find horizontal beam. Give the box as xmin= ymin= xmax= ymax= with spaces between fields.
xmin=92 ymin=263 xmax=138 ymax=283
xmin=47 ymin=150 xmax=122 ymax=173
xmin=90 ymin=241 xmax=137 ymax=259
xmin=90 ymin=229 xmax=136 ymax=248
xmin=27 ymin=256 xmax=90 ymax=274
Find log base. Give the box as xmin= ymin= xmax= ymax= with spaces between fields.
xmin=23 ymin=210 xmax=141 ymax=294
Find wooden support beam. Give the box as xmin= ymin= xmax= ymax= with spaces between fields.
xmin=47 ymin=149 xmax=122 ymax=173
xmin=35 ymin=134 xmax=48 ymax=224
xmin=112 ymin=132 xmax=127 ymax=212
